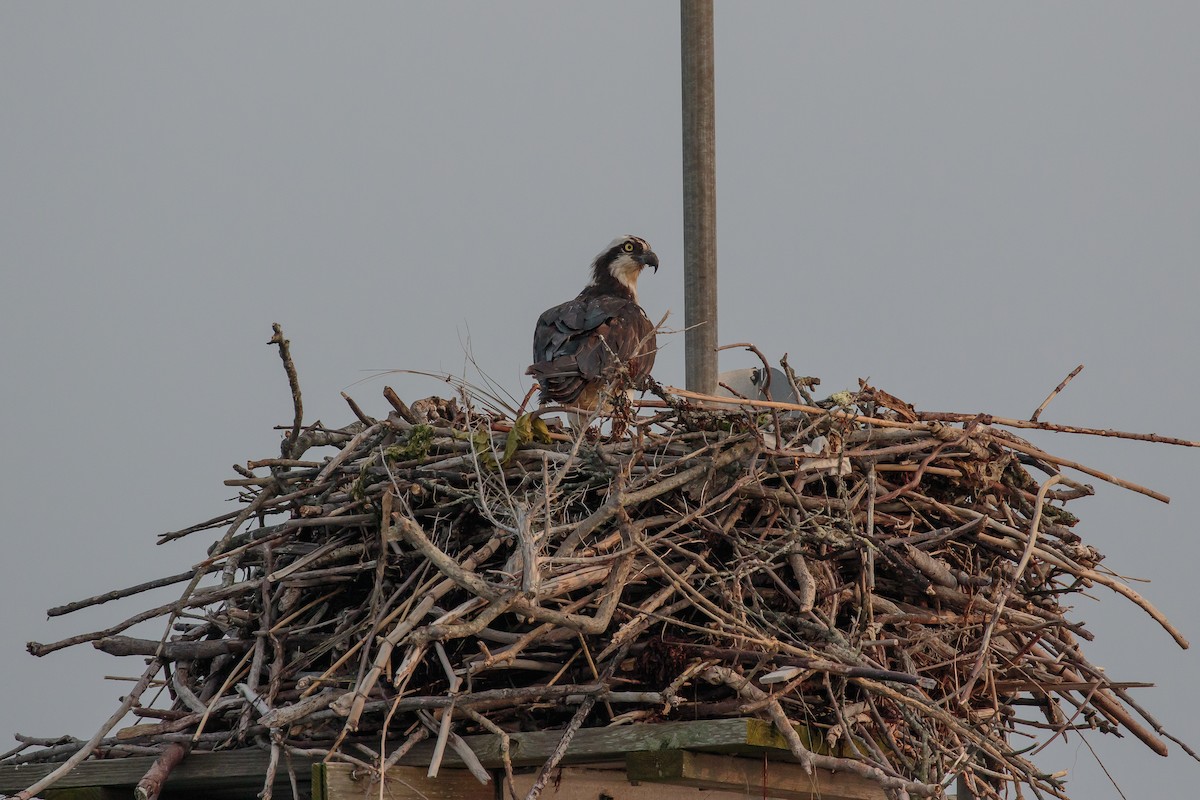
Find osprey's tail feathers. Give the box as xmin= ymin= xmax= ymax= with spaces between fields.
xmin=526 ymin=356 xmax=588 ymax=406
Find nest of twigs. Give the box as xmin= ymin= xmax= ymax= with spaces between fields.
xmin=10 ymin=335 xmax=1198 ymax=800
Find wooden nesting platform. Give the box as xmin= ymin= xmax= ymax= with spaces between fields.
xmin=0 ymin=719 xmax=890 ymax=800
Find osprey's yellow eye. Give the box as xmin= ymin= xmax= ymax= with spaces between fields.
xmin=623 ymin=241 xmax=635 ymax=252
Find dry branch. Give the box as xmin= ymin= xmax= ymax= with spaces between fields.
xmin=9 ymin=353 xmax=1197 ymax=800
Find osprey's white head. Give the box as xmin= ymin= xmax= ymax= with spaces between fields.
xmin=587 ymin=235 xmax=659 ymax=299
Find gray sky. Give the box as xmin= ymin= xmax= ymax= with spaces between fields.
xmin=2 ymin=3 xmax=1198 ymax=796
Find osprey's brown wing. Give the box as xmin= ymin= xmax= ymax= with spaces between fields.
xmin=527 ymin=293 xmax=656 ymax=407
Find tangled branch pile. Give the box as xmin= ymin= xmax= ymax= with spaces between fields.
xmin=11 ymin=354 xmax=1198 ymax=799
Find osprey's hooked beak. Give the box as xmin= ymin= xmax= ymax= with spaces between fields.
xmin=639 ymin=250 xmax=660 ymax=273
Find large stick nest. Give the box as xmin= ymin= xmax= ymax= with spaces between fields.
xmin=11 ymin=351 xmax=1197 ymax=799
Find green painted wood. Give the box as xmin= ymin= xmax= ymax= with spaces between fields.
xmin=0 ymin=750 xmax=316 ymax=794
xmin=743 ymin=717 xmax=863 ymax=759
xmin=312 ymin=762 xmax=328 ymax=800
xmin=395 ymin=717 xmax=788 ymax=769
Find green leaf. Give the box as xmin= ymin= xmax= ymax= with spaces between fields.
xmin=531 ymin=416 xmax=552 ymax=444
xmin=502 ymin=418 xmax=526 ymax=466
xmin=471 ymin=426 xmax=500 ymax=471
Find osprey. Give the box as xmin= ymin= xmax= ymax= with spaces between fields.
xmin=527 ymin=235 xmax=659 ymax=412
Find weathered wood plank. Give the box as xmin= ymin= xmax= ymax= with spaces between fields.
xmin=0 ymin=750 xmax=315 ymax=794
xmin=625 ymin=750 xmax=887 ymax=800
xmin=42 ymin=788 xmax=128 ymax=800
xmin=316 ymin=763 xmax=492 ymax=800
xmin=506 ymin=765 xmax=766 ymax=800
xmin=395 ymin=717 xmax=797 ymax=769
xmin=0 ymin=719 xmax=833 ymax=797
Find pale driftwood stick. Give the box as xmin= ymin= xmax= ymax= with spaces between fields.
xmin=295 ymin=577 xmax=432 ymax=701
xmin=281 ymin=744 xmax=375 ymax=772
xmin=211 ymin=471 xmax=286 ymax=624
xmin=276 ymin=561 xmax=375 ymax=585
xmin=314 ymin=423 xmax=383 ymax=482
xmin=843 ymin=437 xmax=944 ymax=460
xmin=469 ymin=595 xmax=594 ymax=674
xmin=158 ymin=483 xmax=327 ymax=545
xmin=631 ymin=538 xmax=746 ymax=633
xmin=462 ymin=707 xmax=519 ymax=800
xmin=441 ymin=728 xmax=492 ymax=784
xmin=712 ymin=666 xmax=816 ymax=774
xmin=191 ymin=648 xmax=254 ymax=742
xmin=283 ymin=749 xmax=300 ymax=800
xmin=393 ymin=515 xmax=502 ymax=600
xmin=1070 ymin=566 xmax=1190 ymax=649
xmin=1030 ymin=364 xmax=1085 ymax=422
xmin=410 ymin=596 xmax=511 ymax=647
xmin=926 ymin=408 xmax=1200 ymax=448
xmin=425 ymin=641 xmax=463 ymax=779
xmin=0 ymin=742 xmax=31 ymax=763
xmin=15 ymin=660 xmax=161 ymax=800
xmin=171 ymin=663 xmax=207 ymax=714
xmin=258 ymin=689 xmax=337 ymax=728
xmin=596 ymin=589 xmax=695 ymax=661
xmin=421 ymin=707 xmax=453 ymax=779
xmin=5 ymin=741 xmax=102 ymax=765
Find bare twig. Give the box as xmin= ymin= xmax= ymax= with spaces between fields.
xmin=268 ymin=323 xmax=303 ymax=459
xmin=1031 ymin=364 xmax=1085 ymax=422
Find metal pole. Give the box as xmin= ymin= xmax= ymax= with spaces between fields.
xmin=681 ymin=0 xmax=717 ymax=394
